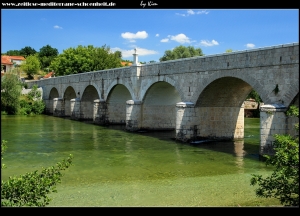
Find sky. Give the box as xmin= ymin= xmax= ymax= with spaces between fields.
xmin=1 ymin=9 xmax=299 ymax=63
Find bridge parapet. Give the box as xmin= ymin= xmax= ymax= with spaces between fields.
xmin=140 ymin=43 xmax=298 ymax=77
xmin=23 ymin=43 xmax=298 ymax=157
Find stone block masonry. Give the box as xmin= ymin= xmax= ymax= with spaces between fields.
xmin=25 ymin=43 xmax=299 ymax=156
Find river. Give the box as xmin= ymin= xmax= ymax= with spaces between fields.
xmin=1 ymin=114 xmax=281 ymax=207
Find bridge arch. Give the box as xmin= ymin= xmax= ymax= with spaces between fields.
xmin=191 ymin=72 xmax=266 ymax=105
xmin=140 ymin=76 xmax=184 ymax=101
xmin=106 ymin=79 xmax=136 ymax=101
xmin=44 ymin=87 xmax=59 ymax=114
xmin=63 ymin=86 xmax=77 ymax=116
xmin=48 ymin=87 xmax=59 ymax=99
xmin=78 ymin=82 xmax=102 ymax=101
xmin=80 ymin=85 xmax=100 ymax=120
xmin=194 ymin=76 xmax=253 ymax=140
xmin=141 ymin=81 xmax=181 ymax=130
xmin=106 ymin=84 xmax=132 ymax=124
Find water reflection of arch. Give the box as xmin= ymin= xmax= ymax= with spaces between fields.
xmin=142 ymin=81 xmax=181 ymax=130
xmin=106 ymin=84 xmax=132 ymax=124
xmin=80 ymin=85 xmax=100 ymax=121
xmin=47 ymin=87 xmax=59 ymax=114
xmin=63 ymin=86 xmax=77 ymax=116
xmin=195 ymin=77 xmax=253 ymax=139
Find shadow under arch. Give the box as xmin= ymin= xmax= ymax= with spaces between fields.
xmin=141 ymin=81 xmax=181 ymax=131
xmin=45 ymin=87 xmax=59 ymax=114
xmin=80 ymin=85 xmax=100 ymax=121
xmin=63 ymin=86 xmax=77 ymax=117
xmin=195 ymin=76 xmax=253 ymax=140
xmin=106 ymin=84 xmax=132 ymax=125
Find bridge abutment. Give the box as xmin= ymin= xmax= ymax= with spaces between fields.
xmin=126 ymin=100 xmax=142 ymax=131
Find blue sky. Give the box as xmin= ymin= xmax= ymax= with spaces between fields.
xmin=1 ymin=9 xmax=299 ymax=63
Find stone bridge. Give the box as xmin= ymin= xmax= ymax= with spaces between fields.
xmin=27 ymin=43 xmax=299 ymax=156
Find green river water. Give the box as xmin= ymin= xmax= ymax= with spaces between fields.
xmin=1 ymin=115 xmax=281 ymax=207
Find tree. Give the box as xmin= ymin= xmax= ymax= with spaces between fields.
xmin=1 ymin=140 xmax=73 ymax=207
xmin=225 ymin=49 xmax=233 ymax=53
xmin=19 ymin=85 xmax=45 ymax=115
xmin=4 ymin=50 xmax=22 ymax=56
xmin=20 ymin=46 xmax=37 ymax=58
xmin=1 ymin=71 xmax=22 ymax=114
xmin=246 ymin=89 xmax=263 ymax=118
xmin=38 ymin=45 xmax=59 ymax=71
xmin=114 ymin=50 xmax=122 ymax=59
xmin=246 ymin=89 xmax=262 ymax=103
xmin=250 ymin=105 xmax=299 ymax=206
xmin=159 ymin=45 xmax=204 ymax=62
xmin=20 ymin=54 xmax=41 ymax=79
xmin=50 ymin=45 xmax=122 ymax=76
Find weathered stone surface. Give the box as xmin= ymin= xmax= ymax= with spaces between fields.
xmin=25 ymin=43 xmax=299 ymax=156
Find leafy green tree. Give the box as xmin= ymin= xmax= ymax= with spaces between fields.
xmin=20 ymin=46 xmax=37 ymax=58
xmin=250 ymin=105 xmax=299 ymax=206
xmin=246 ymin=89 xmax=263 ymax=103
xmin=1 ymin=140 xmax=73 ymax=207
xmin=20 ymin=54 xmax=41 ymax=79
xmin=114 ymin=50 xmax=122 ymax=59
xmin=4 ymin=50 xmax=22 ymax=56
xmin=1 ymin=71 xmax=22 ymax=114
xmin=38 ymin=45 xmax=59 ymax=71
xmin=50 ymin=45 xmax=122 ymax=76
xmin=19 ymin=85 xmax=45 ymax=115
xmin=159 ymin=45 xmax=204 ymax=62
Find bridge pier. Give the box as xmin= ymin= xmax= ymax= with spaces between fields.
xmin=93 ymin=99 xmax=108 ymax=125
xmin=70 ymin=98 xmax=81 ymax=120
xmin=259 ymin=104 xmax=288 ymax=155
xmin=175 ymin=102 xmax=198 ymax=142
xmin=126 ymin=100 xmax=142 ymax=131
xmin=53 ymin=98 xmax=65 ymax=117
xmin=44 ymin=99 xmax=53 ymax=115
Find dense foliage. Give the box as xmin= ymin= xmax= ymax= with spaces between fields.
xmin=1 ymin=140 xmax=73 ymax=207
xmin=1 ymin=71 xmax=22 ymax=114
xmin=1 ymin=71 xmax=45 ymax=115
xmin=159 ymin=45 xmax=204 ymax=62
xmin=5 ymin=50 xmax=22 ymax=56
xmin=246 ymin=89 xmax=263 ymax=103
xmin=38 ymin=45 xmax=59 ymax=71
xmin=20 ymin=54 xmax=41 ymax=79
xmin=250 ymin=105 xmax=299 ymax=206
xmin=19 ymin=85 xmax=45 ymax=115
xmin=50 ymin=45 xmax=122 ymax=76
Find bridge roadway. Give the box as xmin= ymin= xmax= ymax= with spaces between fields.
xmin=26 ymin=43 xmax=299 ymax=156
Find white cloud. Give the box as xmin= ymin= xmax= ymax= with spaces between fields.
xmin=155 ymin=34 xmax=159 ymax=37
xmin=246 ymin=43 xmax=255 ymax=48
xmin=54 ymin=25 xmax=62 ymax=29
xmin=111 ymin=47 xmax=158 ymax=58
xmin=160 ymin=38 xmax=169 ymax=43
xmin=176 ymin=10 xmax=209 ymax=17
xmin=168 ymin=33 xmax=191 ymax=44
xmin=121 ymin=31 xmax=148 ymax=42
xmin=199 ymin=39 xmax=219 ymax=47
